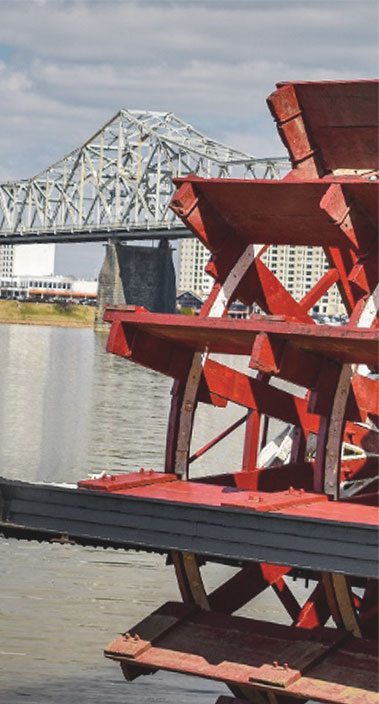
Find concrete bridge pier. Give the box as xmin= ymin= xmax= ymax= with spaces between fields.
xmin=95 ymin=240 xmax=176 ymax=331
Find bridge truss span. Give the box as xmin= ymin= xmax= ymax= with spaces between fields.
xmin=0 ymin=110 xmax=289 ymax=244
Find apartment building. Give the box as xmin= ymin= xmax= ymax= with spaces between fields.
xmin=178 ymin=238 xmax=214 ymax=298
xmin=0 ymin=245 xmax=14 ymax=277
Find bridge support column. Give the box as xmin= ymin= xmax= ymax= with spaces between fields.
xmin=95 ymin=240 xmax=176 ymax=331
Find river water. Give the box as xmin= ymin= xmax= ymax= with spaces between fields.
xmin=0 ymin=324 xmax=311 ymax=703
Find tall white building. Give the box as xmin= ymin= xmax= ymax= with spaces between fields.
xmin=178 ymin=239 xmax=213 ymax=298
xmin=0 ymin=244 xmax=55 ymax=278
xmin=0 ymin=245 xmax=14 ymax=277
xmin=177 ymin=240 xmax=345 ymax=316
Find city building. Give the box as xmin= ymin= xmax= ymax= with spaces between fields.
xmin=176 ymin=290 xmax=204 ymax=313
xmin=176 ymin=289 xmax=253 ymax=319
xmin=0 ymin=275 xmax=98 ymax=303
xmin=177 ymin=239 xmax=214 ymax=298
xmin=0 ymin=243 xmax=55 ymax=278
xmin=177 ymin=240 xmax=345 ymax=317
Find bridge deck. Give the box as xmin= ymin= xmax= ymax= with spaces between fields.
xmin=0 ymin=226 xmax=193 ymax=245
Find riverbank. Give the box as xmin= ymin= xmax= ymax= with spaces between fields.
xmin=0 ymin=300 xmax=95 ymax=327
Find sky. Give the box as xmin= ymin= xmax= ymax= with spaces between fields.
xmin=0 ymin=0 xmax=378 ymax=276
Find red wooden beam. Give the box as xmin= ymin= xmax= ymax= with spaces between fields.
xmin=267 ymin=80 xmax=379 ymax=175
xmin=104 ymin=309 xmax=379 ymax=368
xmin=171 ymin=177 xmax=377 ymax=250
xmin=105 ymin=601 xmax=378 ymax=703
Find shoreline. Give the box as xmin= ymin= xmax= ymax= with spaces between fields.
xmin=0 ymin=300 xmax=96 ymax=328
xmin=0 ymin=318 xmax=94 ymax=328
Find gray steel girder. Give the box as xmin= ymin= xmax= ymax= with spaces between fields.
xmin=0 ymin=478 xmax=377 ymax=579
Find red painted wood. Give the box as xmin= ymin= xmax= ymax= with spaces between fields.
xmin=249 ymin=332 xmax=282 ymax=373
xmin=275 ymin=495 xmax=378 ymax=525
xmin=267 ymin=82 xmax=324 ymax=177
xmin=174 ymin=177 xmax=378 ymax=248
xmin=105 ymin=601 xmax=378 ymax=703
xmin=350 ymin=374 xmax=379 ymax=416
xmin=268 ymin=80 xmax=379 ymax=174
xmin=202 ymin=358 xmax=319 ymax=432
xmin=78 ymin=470 xmax=177 ymax=492
xmin=272 ymin=577 xmax=301 ymax=622
xmin=205 ymin=244 xmax=314 ymax=322
xmin=241 ymin=409 xmax=261 ymax=471
xmin=197 ymin=465 xmax=314 ymax=492
xmin=320 ymin=183 xmax=377 ymax=254
xmin=208 ymin=563 xmax=293 ymax=614
xmin=299 ymin=268 xmax=340 ymax=312
xmin=294 ymin=581 xmax=331 ymax=629
xmin=360 ymin=580 xmax=379 ymax=639
xmin=220 ymin=489 xmax=328 ymax=512
xmin=340 ymin=457 xmax=379 ymax=483
xmin=323 ymin=245 xmax=358 ymax=314
xmin=104 ymin=309 xmax=379 ymax=368
xmin=86 ymin=475 xmax=379 ymax=526
xmin=171 ymin=178 xmax=377 ymax=250
xmin=343 ymin=422 xmax=379 ymax=455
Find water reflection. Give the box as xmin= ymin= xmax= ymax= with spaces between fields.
xmin=0 ymin=327 xmax=254 ymax=483
xmin=0 ymin=325 xmax=173 ymax=483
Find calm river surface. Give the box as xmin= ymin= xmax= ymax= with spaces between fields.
xmin=0 ymin=324 xmax=311 ymax=703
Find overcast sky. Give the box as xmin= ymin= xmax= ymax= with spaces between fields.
xmin=1 ymin=0 xmax=378 ymax=276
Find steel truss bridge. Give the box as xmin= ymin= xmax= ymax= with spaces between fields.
xmin=0 ymin=110 xmax=289 ymax=244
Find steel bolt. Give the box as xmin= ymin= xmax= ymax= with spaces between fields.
xmin=284 ymin=663 xmax=289 ymax=671
xmin=273 ymin=661 xmax=278 ymax=668
xmin=139 ymin=468 xmax=145 ymax=474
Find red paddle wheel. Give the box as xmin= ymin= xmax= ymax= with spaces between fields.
xmin=81 ymin=80 xmax=378 ymax=704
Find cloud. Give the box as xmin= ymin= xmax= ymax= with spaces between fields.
xmin=0 ymin=0 xmax=377 ymax=181
xmin=1 ymin=2 xmax=377 ymax=69
xmin=0 ymin=2 xmax=376 ymax=198
xmin=0 ymin=0 xmax=376 ymax=275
